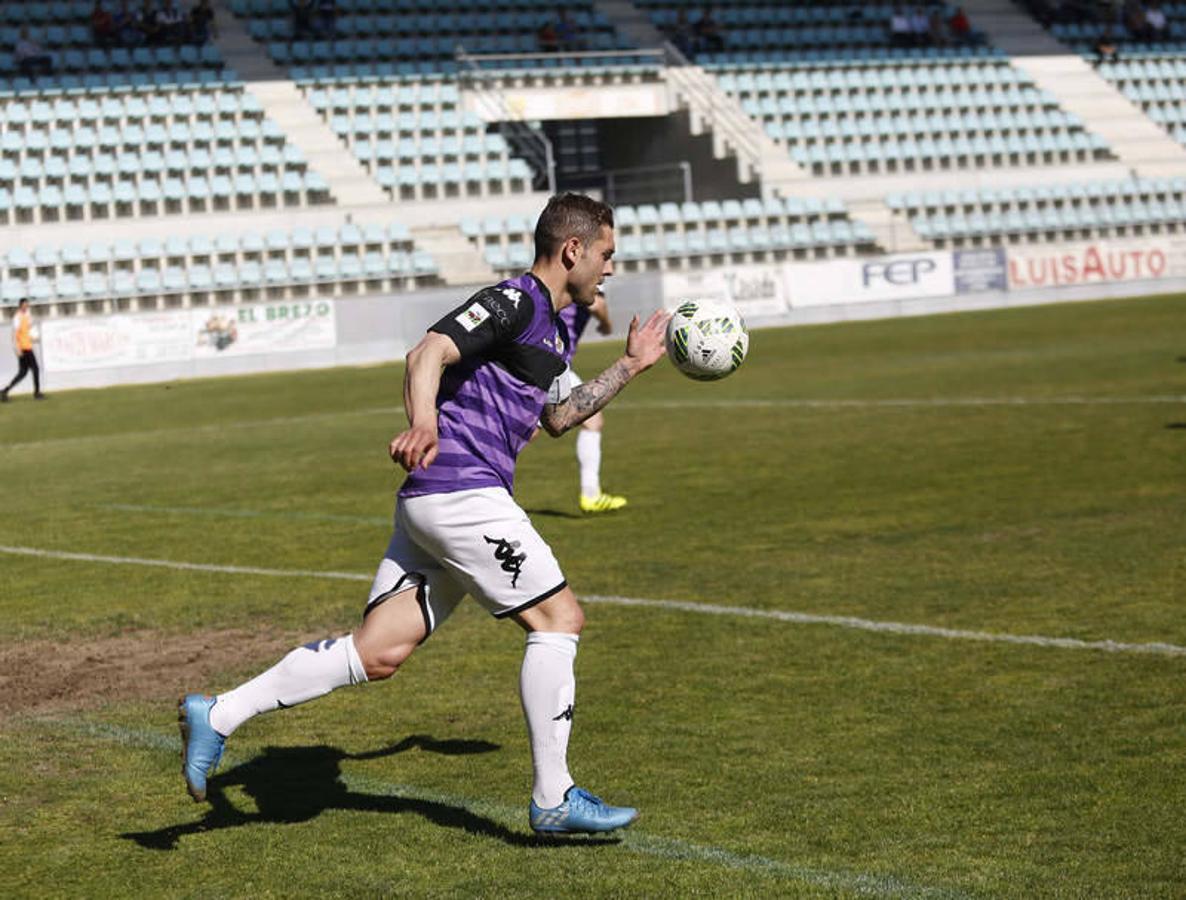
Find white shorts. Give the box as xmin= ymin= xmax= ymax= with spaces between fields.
xmin=365 ymin=487 xmax=567 ymax=636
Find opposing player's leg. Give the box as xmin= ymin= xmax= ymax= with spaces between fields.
xmin=514 ymin=590 xmax=637 ymax=834
xmin=576 ymin=411 xmax=627 ymax=514
xmin=180 ymin=519 xmax=463 ymax=802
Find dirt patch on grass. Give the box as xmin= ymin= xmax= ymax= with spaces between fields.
xmin=0 ymin=628 xmax=314 ymax=724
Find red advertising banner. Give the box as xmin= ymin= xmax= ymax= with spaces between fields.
xmin=1007 ymin=240 xmax=1170 ymax=289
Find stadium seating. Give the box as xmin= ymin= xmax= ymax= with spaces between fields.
xmin=464 ymin=195 xmax=878 ymax=274
xmin=1 ymin=220 xmax=439 ymax=308
xmin=228 ymin=0 xmax=634 ymax=73
xmin=298 ymin=75 xmax=542 ymax=199
xmin=0 ymin=78 xmax=333 ymax=221
xmin=888 ymin=176 xmax=1186 ymax=245
xmin=1093 ymin=52 xmax=1186 ymax=148
xmin=0 ymin=0 xmax=225 ymax=83
xmin=714 ymin=56 xmax=1115 ymax=174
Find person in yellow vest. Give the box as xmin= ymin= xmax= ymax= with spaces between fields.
xmin=2 ymin=299 xmax=45 ymax=402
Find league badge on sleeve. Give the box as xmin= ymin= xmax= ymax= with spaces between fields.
xmin=456 ymin=302 xmax=491 ymax=332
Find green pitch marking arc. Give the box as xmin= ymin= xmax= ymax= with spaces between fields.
xmin=48 ymin=719 xmax=964 ymax=898
xmin=2 ymin=545 xmax=1185 ymax=658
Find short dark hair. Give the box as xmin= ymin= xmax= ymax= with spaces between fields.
xmin=533 ymin=193 xmax=614 ymax=261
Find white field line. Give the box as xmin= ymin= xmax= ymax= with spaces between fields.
xmin=625 ymin=395 xmax=1186 ymax=409
xmin=2 ymin=394 xmax=1181 ymax=454
xmin=57 ymin=720 xmax=961 ymax=898
xmin=0 ymin=405 xmax=403 ymax=453
xmin=3 ymin=544 xmax=1183 ymax=659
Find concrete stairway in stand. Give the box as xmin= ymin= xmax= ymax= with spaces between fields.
xmin=962 ymin=0 xmax=1186 ymax=175
xmin=210 ymin=0 xmax=388 ymax=207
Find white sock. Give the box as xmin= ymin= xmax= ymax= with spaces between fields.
xmin=520 ymin=631 xmax=579 ymax=808
xmin=576 ymin=429 xmax=602 ymax=497
xmin=209 ymin=634 xmax=367 ymax=737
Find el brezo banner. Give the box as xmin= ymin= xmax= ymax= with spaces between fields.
xmin=43 ymin=300 xmax=337 ymax=373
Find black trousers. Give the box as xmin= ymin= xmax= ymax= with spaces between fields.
xmin=5 ymin=350 xmax=40 ymax=394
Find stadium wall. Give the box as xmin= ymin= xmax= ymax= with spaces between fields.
xmin=3 ymin=237 xmax=1185 ymax=393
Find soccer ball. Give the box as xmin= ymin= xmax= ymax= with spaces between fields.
xmin=665 ymin=299 xmax=749 ymax=381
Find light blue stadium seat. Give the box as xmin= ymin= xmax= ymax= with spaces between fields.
xmin=82 ymin=272 xmax=108 ymax=297
xmin=238 ymin=260 xmax=263 ymax=286
xmin=188 ymin=265 xmax=214 ymax=291
xmin=1 ymin=279 xmax=26 ymax=304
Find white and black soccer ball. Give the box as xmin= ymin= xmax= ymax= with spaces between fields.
xmin=665 ymin=299 xmax=749 ymax=381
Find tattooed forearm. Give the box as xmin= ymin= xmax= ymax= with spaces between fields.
xmin=541 ymin=359 xmax=634 ymax=436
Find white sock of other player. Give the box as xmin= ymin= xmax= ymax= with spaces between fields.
xmin=520 ymin=631 xmax=579 ymax=808
xmin=576 ymin=429 xmax=602 ymax=497
xmin=208 ymin=635 xmax=368 ymax=737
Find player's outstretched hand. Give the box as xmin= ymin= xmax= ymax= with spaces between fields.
xmin=624 ymin=310 xmax=671 ymax=374
xmin=389 ymin=423 xmax=439 ymax=472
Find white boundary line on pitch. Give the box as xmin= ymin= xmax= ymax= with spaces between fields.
xmin=0 ymin=405 xmax=404 ymax=453
xmin=54 ymin=720 xmax=960 ymax=898
xmin=625 ymin=395 xmax=1186 ymax=409
xmin=3 ymin=394 xmax=1181 ymax=454
xmin=3 ymin=544 xmax=1183 ymax=659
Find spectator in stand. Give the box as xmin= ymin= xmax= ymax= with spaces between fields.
xmin=91 ymin=1 xmax=117 ymax=46
xmin=113 ymin=0 xmax=139 ymax=45
xmin=537 ymin=19 xmax=559 ymax=53
xmin=316 ymin=0 xmax=337 ymax=38
xmin=949 ymin=6 xmax=973 ymax=44
xmin=909 ymin=6 xmax=930 ymax=45
xmin=556 ymin=10 xmax=583 ymax=52
xmin=928 ymin=9 xmax=950 ymax=46
xmin=1093 ymin=25 xmax=1119 ymax=66
xmin=889 ymin=5 xmax=912 ymax=46
xmin=137 ymin=0 xmax=163 ymax=46
xmin=694 ymin=5 xmax=725 ymax=53
xmin=291 ymin=0 xmax=316 ymax=41
xmin=158 ymin=0 xmax=185 ymax=45
xmin=188 ymin=0 xmax=216 ymax=44
xmin=14 ymin=27 xmax=54 ymax=76
xmin=1145 ymin=2 xmax=1168 ymax=39
xmin=1124 ymin=0 xmax=1150 ymax=40
xmin=670 ymin=9 xmax=696 ymax=58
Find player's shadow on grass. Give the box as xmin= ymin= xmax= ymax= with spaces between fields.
xmin=122 ymin=736 xmax=620 ymax=851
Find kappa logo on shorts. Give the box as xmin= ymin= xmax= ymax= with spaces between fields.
xmin=553 ymin=704 xmax=574 ymax=722
xmin=484 ymin=534 xmax=526 ymax=587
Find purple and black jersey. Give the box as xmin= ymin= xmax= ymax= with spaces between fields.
xmin=400 ymin=273 xmax=574 ymax=499
xmin=558 ymin=302 xmax=591 ymax=350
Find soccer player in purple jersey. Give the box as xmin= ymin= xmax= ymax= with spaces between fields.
xmin=558 ymin=288 xmax=628 ymax=513
xmin=179 ymin=193 xmax=670 ymax=835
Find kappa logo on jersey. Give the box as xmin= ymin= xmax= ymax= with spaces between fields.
xmin=484 ymin=534 xmax=526 ymax=587
xmin=500 ymin=287 xmax=523 ymax=307
xmin=456 ymin=302 xmax=490 ymax=332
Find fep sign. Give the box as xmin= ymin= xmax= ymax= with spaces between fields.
xmin=789 ymin=252 xmax=954 ymax=307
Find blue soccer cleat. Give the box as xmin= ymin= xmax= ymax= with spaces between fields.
xmin=529 ymin=786 xmax=638 ymax=834
xmin=178 ymin=694 xmax=226 ymax=802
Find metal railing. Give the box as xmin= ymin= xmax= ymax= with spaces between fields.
xmin=574 ymin=160 xmax=694 ymax=205
xmin=664 ymin=61 xmax=764 ymax=181
xmin=454 ymin=47 xmax=672 ymax=195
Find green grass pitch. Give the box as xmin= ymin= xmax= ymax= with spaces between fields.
xmin=1 ymin=293 xmax=1184 ymax=897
